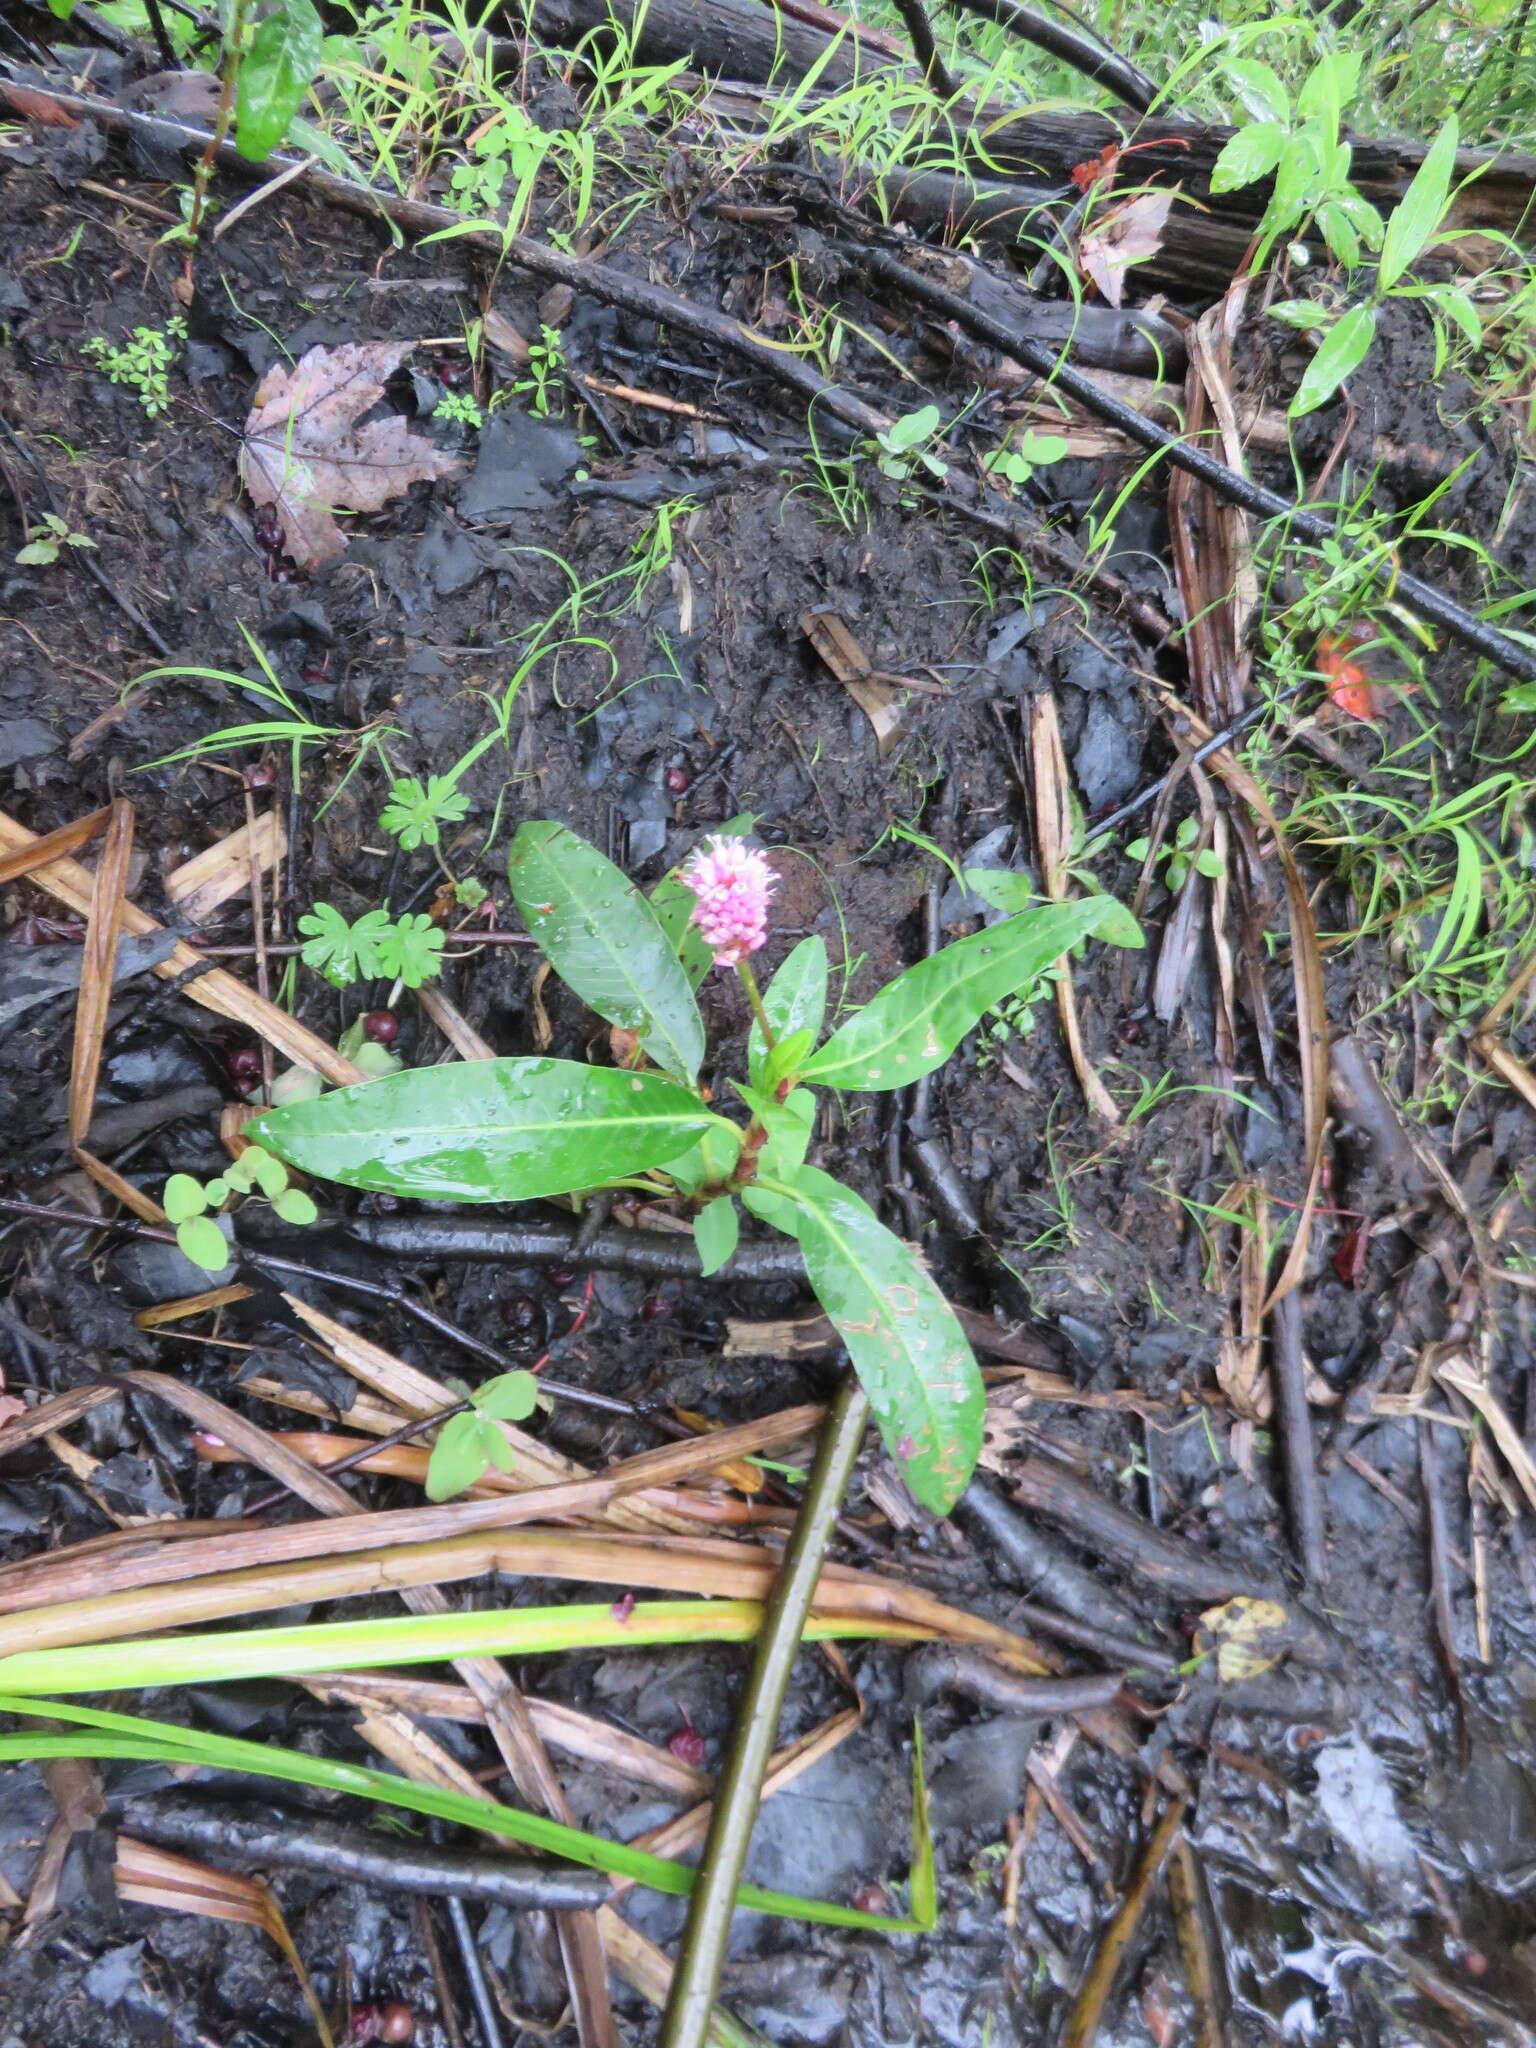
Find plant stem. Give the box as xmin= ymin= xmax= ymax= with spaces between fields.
xmin=736 ymin=958 xmax=776 ymax=1052
xmin=183 ymin=0 xmax=251 ymax=261
xmin=659 ymin=1375 xmax=870 ymax=2048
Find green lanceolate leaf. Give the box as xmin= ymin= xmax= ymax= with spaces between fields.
xmin=909 ymin=1720 xmax=937 ymax=1930
xmin=1378 ymin=115 xmax=1458 ymax=292
xmin=748 ymin=936 xmax=829 ymax=1088
xmin=257 ymin=1058 xmax=716 ymax=1202
xmin=799 ymin=899 xmax=1141 ymax=1092
xmin=510 ymin=822 xmax=704 ymax=1083
xmin=746 ymin=1166 xmax=983 ymax=1513
xmin=694 ymin=1196 xmax=740 ymax=1277
xmin=1290 ymin=302 xmax=1378 ymax=417
xmin=235 ymin=0 xmax=324 ymax=162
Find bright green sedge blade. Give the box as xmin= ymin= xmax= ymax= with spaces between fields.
xmin=0 ymin=1695 xmax=926 ymax=1935
xmin=0 ymin=1599 xmax=923 ymax=1697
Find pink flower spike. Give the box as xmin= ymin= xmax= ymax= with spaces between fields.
xmin=680 ymin=837 xmax=777 ymax=969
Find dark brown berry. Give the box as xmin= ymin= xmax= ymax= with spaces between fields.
xmin=851 ymin=1881 xmax=890 ymax=1914
xmin=667 ymin=1725 xmax=706 ymax=1767
xmin=506 ymin=1293 xmax=542 ymax=1338
xmin=227 ymin=1045 xmax=263 ymax=1089
xmin=269 ymin=563 xmax=296 ymax=584
xmin=378 ymin=2006 xmax=415 ymax=2044
xmin=349 ymin=2005 xmax=380 ymax=2043
xmin=639 ymin=1291 xmax=673 ymax=1323
xmin=362 ymin=1009 xmax=399 ymax=1045
xmin=546 ymin=1263 xmax=578 ymax=1289
xmin=244 ymin=759 xmax=277 ymax=790
xmin=665 ymin=766 xmax=689 ymax=796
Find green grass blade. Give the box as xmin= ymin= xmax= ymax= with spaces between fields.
xmin=0 ymin=1598 xmax=919 ymax=1696
xmin=0 ymin=1698 xmax=923 ymax=1933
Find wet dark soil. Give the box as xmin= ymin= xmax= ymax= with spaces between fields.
xmin=2 ymin=42 xmax=1536 ymax=2048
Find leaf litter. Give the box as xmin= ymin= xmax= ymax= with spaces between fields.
xmin=238 ymin=341 xmax=461 ymax=570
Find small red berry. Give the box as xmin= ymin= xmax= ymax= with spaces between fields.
xmin=244 ymin=759 xmax=277 ymax=790
xmin=227 ymin=1045 xmax=263 ymax=1089
xmin=665 ymin=766 xmax=690 ymax=796
xmin=349 ymin=2005 xmax=380 ymax=2043
xmin=378 ymin=2005 xmax=415 ymax=2044
xmin=611 ymin=1591 xmax=637 ymax=1624
xmin=851 ymin=1882 xmax=890 ymax=1914
xmin=668 ymin=1725 xmax=706 ymax=1767
xmin=546 ymin=1263 xmax=578 ymax=1289
xmin=362 ymin=1009 xmax=399 ymax=1045
xmin=639 ymin=1291 xmax=673 ymax=1322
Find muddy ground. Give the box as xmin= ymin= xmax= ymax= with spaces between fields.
xmin=0 ymin=28 xmax=1535 ymax=2048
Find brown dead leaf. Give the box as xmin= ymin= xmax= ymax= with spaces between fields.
xmin=239 ymin=341 xmax=461 ymax=571
xmin=1079 ymin=191 xmax=1175 ymax=308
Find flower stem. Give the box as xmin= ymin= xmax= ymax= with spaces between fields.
xmin=736 ymin=958 xmax=776 ymax=1052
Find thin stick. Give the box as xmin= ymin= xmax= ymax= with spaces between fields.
xmin=941 ymin=0 xmax=1158 ymax=110
xmin=891 ymin=0 xmax=960 ymax=95
xmin=1060 ymin=1798 xmax=1187 ymax=2048
xmin=659 ymin=1379 xmax=870 ymax=2048
xmin=1269 ymin=1291 xmax=1328 ymax=1586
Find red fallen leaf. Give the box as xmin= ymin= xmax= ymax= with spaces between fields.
xmin=0 ymin=84 xmax=79 ymax=127
xmin=1333 ymin=1223 xmax=1369 ymax=1287
xmin=1078 ymin=190 xmax=1174 ymax=308
xmin=239 ymin=341 xmax=461 ymax=572
xmin=1070 ymin=136 xmax=1188 ymax=195
xmin=1316 ymin=629 xmax=1392 ymax=721
xmin=610 ymin=1590 xmax=637 ymax=1625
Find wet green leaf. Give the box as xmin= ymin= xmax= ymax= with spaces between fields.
xmin=1210 ymin=120 xmax=1287 ymax=192
xmin=799 ymin=899 xmax=1140 ymax=1092
xmin=258 ymin=1058 xmax=716 ymax=1202
xmin=1290 ymin=303 xmax=1378 ymax=417
xmin=746 ymin=1166 xmax=983 ymax=1513
xmin=271 ymin=1187 xmax=318 ymax=1226
xmin=749 ymin=936 xmax=829 ymax=1087
xmin=1379 ymin=115 xmax=1458 ymax=291
xmin=510 ymin=822 xmax=703 ymax=1083
xmin=694 ymin=1196 xmax=739 ymax=1277
xmin=235 ymin=0 xmax=324 ymax=162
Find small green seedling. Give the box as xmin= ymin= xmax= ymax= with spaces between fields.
xmin=1127 ymin=817 xmax=1224 ymax=893
xmin=379 ymin=773 xmax=471 ymax=850
xmin=163 ymin=1145 xmax=317 ymax=1273
xmin=15 ymin=513 xmax=95 ymax=567
xmin=82 ymin=318 xmax=186 ymax=418
xmin=871 ymin=404 xmax=947 ymax=485
xmin=981 ymin=432 xmax=1070 ymax=493
xmin=515 ymin=325 xmax=568 ymax=417
xmin=433 ymin=390 xmax=484 ymax=429
xmin=297 ymin=903 xmax=445 ymax=989
xmin=426 ymin=1371 xmax=545 ymax=1501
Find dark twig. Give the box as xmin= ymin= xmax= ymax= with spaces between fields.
xmin=903 ymin=1644 xmax=1125 ymax=1714
xmin=941 ymin=0 xmax=1159 ymax=111
xmin=445 ymin=1893 xmax=508 ymax=2048
xmin=1418 ymin=1414 xmax=1468 ymax=1763
xmin=659 ymin=1377 xmax=869 ymax=2048
xmin=1269 ymin=1291 xmax=1328 ymax=1586
xmin=891 ymin=0 xmax=960 ymax=96
xmin=0 ymin=1197 xmax=637 ymax=1418
xmin=955 ymin=1475 xmax=1149 ymax=1643
xmin=114 ymin=1797 xmax=609 ymax=1911
xmin=1062 ymin=1797 xmax=1187 ymax=2048
xmin=328 ymin=1212 xmax=806 ymax=1281
xmin=854 ymin=243 xmax=1536 ymax=686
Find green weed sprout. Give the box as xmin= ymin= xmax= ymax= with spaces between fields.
xmin=163 ymin=1145 xmax=317 ymax=1273
xmin=426 ymin=1371 xmax=545 ymax=1500
xmin=82 ymin=318 xmax=187 ymax=418
xmin=297 ymin=904 xmax=445 ymax=988
xmin=14 ymin=514 xmax=95 ymax=567
xmin=258 ymin=822 xmax=1142 ymax=1514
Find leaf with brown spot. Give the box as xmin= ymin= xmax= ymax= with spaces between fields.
xmin=239 ymin=342 xmax=461 ymax=571
xmin=1078 ymin=190 xmax=1175 ymax=307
